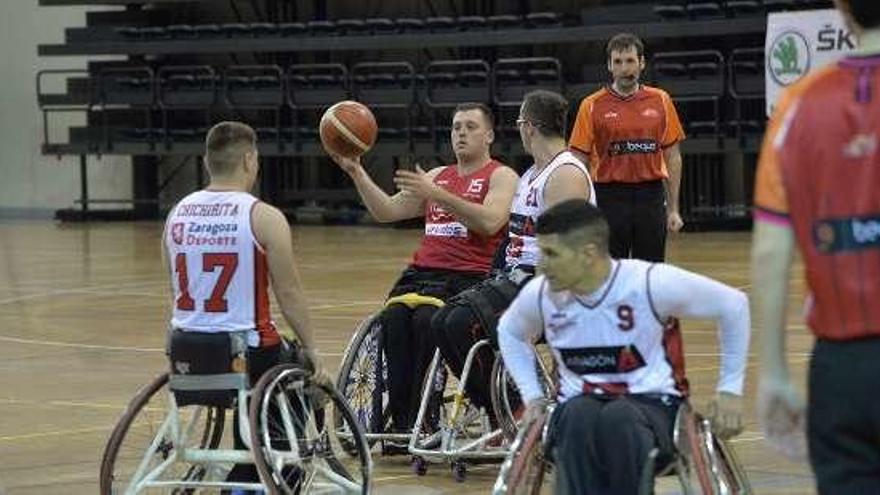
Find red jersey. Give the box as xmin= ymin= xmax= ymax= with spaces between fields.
xmin=569 ymin=85 xmax=685 ymax=183
xmin=754 ymin=54 xmax=880 ymax=341
xmin=412 ymin=160 xmax=507 ymax=273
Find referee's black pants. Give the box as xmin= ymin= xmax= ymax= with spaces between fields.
xmin=546 ymin=393 xmax=680 ymax=495
xmin=595 ymin=180 xmax=667 ymax=262
xmin=809 ymin=337 xmax=880 ymax=495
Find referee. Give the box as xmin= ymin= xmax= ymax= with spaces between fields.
xmin=569 ymin=33 xmax=685 ymax=262
xmin=752 ymin=1 xmax=880 ymax=492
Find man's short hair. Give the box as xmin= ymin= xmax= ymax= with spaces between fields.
xmin=453 ymin=102 xmax=495 ymax=128
xmin=846 ymin=0 xmax=880 ymax=28
xmin=536 ymin=200 xmax=609 ymax=252
xmin=606 ymin=33 xmax=645 ymax=60
xmin=522 ymin=90 xmax=568 ymax=139
xmin=204 ymin=121 xmax=257 ymax=176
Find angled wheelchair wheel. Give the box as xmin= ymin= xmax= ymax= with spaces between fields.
xmin=334 ymin=312 xmax=389 ymax=450
xmin=490 ymin=353 xmax=554 ymax=441
xmin=492 ymin=409 xmax=550 ymax=495
xmin=250 ymin=364 xmax=372 ymax=495
xmin=99 ymin=372 xmax=225 ymax=495
xmin=701 ymin=420 xmax=752 ymax=495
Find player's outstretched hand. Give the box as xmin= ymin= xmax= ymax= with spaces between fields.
xmin=393 ymin=164 xmax=437 ymax=200
xmin=758 ymin=377 xmax=807 ymax=460
xmin=667 ymin=210 xmax=684 ymax=233
xmin=328 ymin=152 xmax=362 ymax=176
xmin=707 ymin=391 xmax=744 ymax=440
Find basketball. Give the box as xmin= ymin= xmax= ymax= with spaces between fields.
xmin=319 ymin=100 xmax=378 ymax=158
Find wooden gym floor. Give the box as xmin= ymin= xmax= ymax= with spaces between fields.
xmin=0 ymin=221 xmax=816 ymax=494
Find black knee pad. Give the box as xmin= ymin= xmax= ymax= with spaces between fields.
xmin=446 ymin=274 xmax=523 ymax=348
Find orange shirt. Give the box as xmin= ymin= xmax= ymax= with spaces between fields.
xmin=569 ymin=85 xmax=685 ymax=184
xmin=754 ymin=55 xmax=880 ymax=340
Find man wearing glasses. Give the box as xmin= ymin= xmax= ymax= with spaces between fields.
xmin=431 ymin=89 xmax=594 ymax=429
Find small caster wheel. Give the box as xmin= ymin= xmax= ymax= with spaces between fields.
xmin=412 ymin=455 xmax=428 ymax=476
xmin=452 ymin=461 xmax=467 ymax=482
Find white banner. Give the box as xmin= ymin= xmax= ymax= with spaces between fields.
xmin=765 ymin=9 xmax=856 ymax=115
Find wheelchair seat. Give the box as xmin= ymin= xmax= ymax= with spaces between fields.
xmin=167 ymin=329 xmax=249 ymax=408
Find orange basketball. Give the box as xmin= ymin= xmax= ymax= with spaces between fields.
xmin=319 ymin=100 xmax=378 ymax=158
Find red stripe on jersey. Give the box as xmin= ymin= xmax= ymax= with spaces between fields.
xmin=254 ymin=245 xmax=279 ymax=347
xmin=662 ymin=318 xmax=690 ymax=397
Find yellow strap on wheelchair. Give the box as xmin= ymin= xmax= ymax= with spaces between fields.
xmin=384 ymin=292 xmax=445 ymax=309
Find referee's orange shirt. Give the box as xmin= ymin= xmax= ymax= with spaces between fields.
xmin=569 ymin=85 xmax=685 ymax=184
xmin=754 ymin=55 xmax=880 ymax=341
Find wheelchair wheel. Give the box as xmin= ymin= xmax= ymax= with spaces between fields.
xmin=99 ymin=373 xmax=225 ymax=494
xmin=490 ymin=354 xmax=554 ymax=441
xmin=674 ymin=404 xmax=720 ymax=495
xmin=492 ymin=410 xmax=549 ymax=495
xmin=490 ymin=356 xmax=524 ymax=441
xmin=702 ymin=423 xmax=752 ymax=494
xmin=250 ymin=364 xmax=372 ymax=495
xmin=335 ymin=312 xmax=389 ymax=450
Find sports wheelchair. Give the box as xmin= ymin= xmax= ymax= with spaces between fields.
xmin=336 ymin=292 xmax=553 ymax=481
xmin=492 ymin=397 xmax=751 ymax=495
xmin=100 ymin=329 xmax=372 ymax=494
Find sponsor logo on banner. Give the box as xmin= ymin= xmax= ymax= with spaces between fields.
xmin=769 ymin=31 xmax=811 ymax=86
xmin=425 ymin=222 xmax=468 ymax=238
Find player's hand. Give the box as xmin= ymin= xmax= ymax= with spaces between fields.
xmin=328 ymin=152 xmax=362 ymax=177
xmin=707 ymin=391 xmax=744 ymax=439
xmin=393 ymin=164 xmax=437 ymax=199
xmin=758 ymin=376 xmax=807 ymax=460
xmin=667 ymin=210 xmax=684 ymax=232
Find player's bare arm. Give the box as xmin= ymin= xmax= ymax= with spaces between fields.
xmin=251 ymin=202 xmax=324 ymax=373
xmin=396 ymin=164 xmax=518 ymax=236
xmin=663 ymin=143 xmax=684 ymax=232
xmin=329 ymin=152 xmax=424 ymax=222
xmin=543 ymin=163 xmax=592 ymax=208
xmin=751 ymin=220 xmax=806 ymax=459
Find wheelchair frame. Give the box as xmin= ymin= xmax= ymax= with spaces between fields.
xmin=491 ymin=397 xmax=752 ymax=495
xmin=101 ymin=348 xmax=373 ymax=494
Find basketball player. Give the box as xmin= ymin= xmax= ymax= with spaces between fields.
xmin=329 ymin=103 xmax=518 ymax=437
xmin=430 ymin=90 xmax=594 ymax=429
xmin=499 ymin=200 xmax=749 ymax=495
xmin=753 ymin=1 xmax=880 ymax=491
xmin=163 ymin=121 xmax=328 ymax=489
xmin=569 ymin=32 xmax=685 ymax=262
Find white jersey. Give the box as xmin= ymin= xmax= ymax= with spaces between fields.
xmin=504 ymin=150 xmax=594 ymax=269
xmin=164 ymin=190 xmax=276 ymax=347
xmin=498 ymin=259 xmax=750 ymax=404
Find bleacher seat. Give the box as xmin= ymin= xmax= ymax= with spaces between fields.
xmin=762 ymin=0 xmax=795 ymax=11
xmin=395 ymin=18 xmax=426 ymax=32
xmin=336 ymin=19 xmax=368 ymax=34
xmin=651 ymin=50 xmax=725 ymax=137
xmin=279 ymin=22 xmax=307 ymax=36
xmin=221 ymin=23 xmax=250 ymax=37
xmin=686 ymin=1 xmax=724 ymax=18
xmin=115 ymin=26 xmax=141 ymax=39
xmin=167 ymin=24 xmax=195 ymax=39
xmin=724 ymin=0 xmax=762 ymax=15
xmin=365 ymin=18 xmax=397 ymax=35
xmin=457 ymin=15 xmax=488 ymax=30
xmin=488 ymin=14 xmax=522 ymax=29
xmin=306 ymin=20 xmax=337 ymax=36
xmin=193 ymin=24 xmax=222 ymax=38
xmin=249 ymin=23 xmax=278 ymax=37
xmin=140 ymin=26 xmax=169 ymax=40
xmin=426 ymin=16 xmax=456 ymax=32
xmin=654 ymin=1 xmax=688 ymax=19
xmin=526 ymin=12 xmax=562 ymax=28
xmin=728 ymin=47 xmax=766 ymax=138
